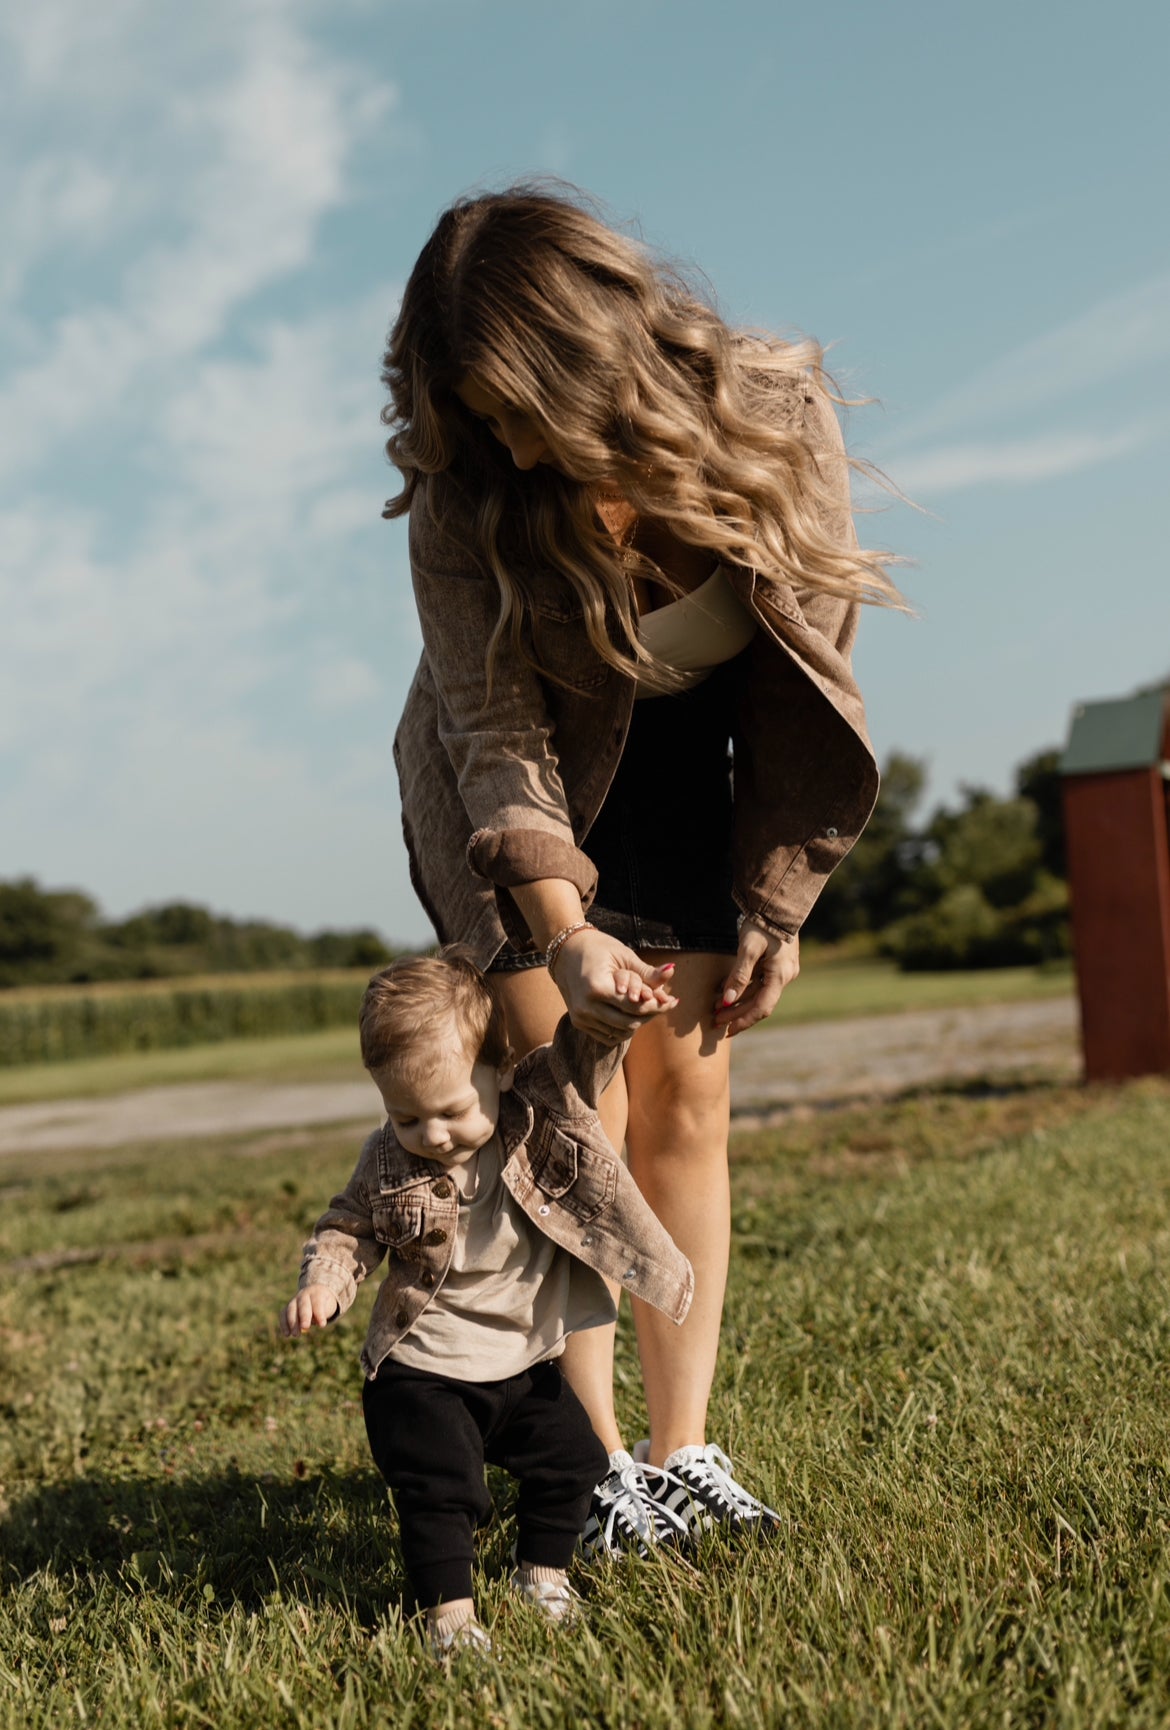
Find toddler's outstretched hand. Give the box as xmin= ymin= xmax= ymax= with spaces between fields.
xmin=280 ymin=1286 xmax=339 ymax=1337
xmin=613 ymin=960 xmax=676 ymax=1008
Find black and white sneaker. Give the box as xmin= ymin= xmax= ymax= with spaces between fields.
xmin=580 ymin=1449 xmax=688 ymax=1559
xmin=634 ymin=1441 xmax=781 ymax=1540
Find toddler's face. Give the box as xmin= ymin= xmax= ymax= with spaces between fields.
xmin=371 ymin=1029 xmax=513 ymax=1168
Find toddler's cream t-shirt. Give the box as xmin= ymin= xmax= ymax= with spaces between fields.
xmin=387 ymin=1133 xmax=617 ymax=1381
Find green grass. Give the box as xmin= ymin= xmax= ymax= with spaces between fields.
xmin=0 ymin=958 xmax=1073 ymax=1107
xmin=769 ymin=956 xmax=1072 ymax=1026
xmin=3 ymin=1071 xmax=1169 ymax=1726
xmin=0 ymin=1026 xmax=364 ymax=1107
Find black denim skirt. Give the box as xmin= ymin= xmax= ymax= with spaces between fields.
xmin=489 ymin=657 xmax=741 ymax=971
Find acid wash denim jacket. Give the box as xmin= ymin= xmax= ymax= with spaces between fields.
xmin=297 ymin=1017 xmax=694 ymax=1380
xmin=393 ymin=378 xmax=881 ymax=967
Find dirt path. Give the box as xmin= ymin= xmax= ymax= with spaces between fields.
xmin=729 ymin=995 xmax=1080 ymax=1126
xmin=0 ymin=997 xmax=1080 ymax=1157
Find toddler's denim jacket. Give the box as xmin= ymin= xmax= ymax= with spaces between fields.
xmin=297 ymin=1017 xmax=694 ymax=1379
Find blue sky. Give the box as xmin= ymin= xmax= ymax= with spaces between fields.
xmin=3 ymin=0 xmax=1167 ymax=945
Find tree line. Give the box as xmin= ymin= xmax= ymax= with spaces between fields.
xmin=805 ymin=746 xmax=1068 ymax=969
xmin=0 ymin=885 xmax=397 ymax=989
xmin=2 ymin=743 xmax=1069 ymax=988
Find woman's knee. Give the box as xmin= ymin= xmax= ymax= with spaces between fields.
xmin=625 ymin=1056 xmax=730 ymax=1147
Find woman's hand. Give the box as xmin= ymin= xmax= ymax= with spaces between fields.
xmin=551 ymin=927 xmax=678 ymax=1042
xmin=714 ymin=924 xmax=800 ymax=1037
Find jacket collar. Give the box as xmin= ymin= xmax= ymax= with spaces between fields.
xmin=373 ymin=1087 xmax=535 ymax=1196
xmin=498 ymin=1085 xmax=534 ymax=1162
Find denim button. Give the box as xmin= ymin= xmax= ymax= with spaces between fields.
xmin=826 ymin=826 xmax=839 ymax=838
xmin=420 ymin=1270 xmax=435 ymax=1288
xmin=394 ymin=1309 xmax=409 ymax=1327
xmin=538 ymin=1204 xmax=551 ymax=1216
xmin=432 ymin=1179 xmax=453 ymax=1199
xmin=623 ymin=1266 xmax=637 ymax=1281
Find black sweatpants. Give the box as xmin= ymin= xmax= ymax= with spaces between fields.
xmin=362 ymin=1357 xmax=608 ymax=1608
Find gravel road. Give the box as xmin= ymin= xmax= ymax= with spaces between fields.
xmin=0 ymin=996 xmax=1080 ymax=1157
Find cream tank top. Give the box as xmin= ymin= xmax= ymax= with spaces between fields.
xmin=634 ymin=565 xmax=757 ymax=698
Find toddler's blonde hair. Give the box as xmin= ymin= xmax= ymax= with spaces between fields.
xmin=360 ymin=948 xmax=511 ymax=1077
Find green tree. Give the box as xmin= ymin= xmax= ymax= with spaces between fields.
xmin=109 ymin=903 xmax=218 ymax=951
xmin=0 ymin=880 xmax=103 ymax=986
xmin=1015 ymin=748 xmax=1065 ymax=877
xmin=1 ymin=883 xmax=401 ymax=987
xmin=882 ymin=767 xmax=1070 ymax=970
xmin=309 ymin=929 xmax=395 ymax=969
xmin=919 ymin=788 xmax=1043 ymax=910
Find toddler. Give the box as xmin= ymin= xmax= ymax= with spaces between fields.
xmin=280 ymin=950 xmax=692 ymax=1656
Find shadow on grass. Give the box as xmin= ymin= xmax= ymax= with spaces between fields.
xmin=730 ymin=1069 xmax=1084 ymax=1138
xmin=899 ymin=1071 xmax=1078 ymax=1102
xmin=0 ymin=1465 xmax=522 ymax=1623
xmin=1 ymin=1468 xmax=400 ymax=1617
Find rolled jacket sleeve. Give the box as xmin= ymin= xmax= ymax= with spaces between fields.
xmin=467 ymin=826 xmax=597 ymax=913
xmin=298 ymin=1137 xmax=387 ymax=1314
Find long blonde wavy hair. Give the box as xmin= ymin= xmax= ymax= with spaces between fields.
xmin=382 ymin=182 xmax=899 ymax=688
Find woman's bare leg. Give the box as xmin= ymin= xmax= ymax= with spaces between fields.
xmin=621 ymin=952 xmax=732 ymax=1468
xmin=493 ymin=966 xmax=629 ymax=1454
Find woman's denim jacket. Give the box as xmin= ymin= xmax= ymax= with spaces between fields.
xmin=297 ymin=1017 xmax=694 ymax=1380
xmin=393 ymin=380 xmax=881 ymax=965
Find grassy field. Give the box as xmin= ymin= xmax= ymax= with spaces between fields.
xmin=0 ymin=958 xmax=1074 ymax=1107
xmin=3 ymin=1068 xmax=1169 ymax=1727
xmin=0 ymin=1027 xmax=366 ymax=1107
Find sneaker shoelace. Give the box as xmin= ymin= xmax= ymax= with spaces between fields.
xmin=628 ymin=1460 xmax=693 ymax=1544
xmin=581 ymin=1450 xmax=655 ymax=1557
xmin=674 ymin=1444 xmax=775 ymax=1521
xmin=635 ymin=1440 xmax=779 ymax=1530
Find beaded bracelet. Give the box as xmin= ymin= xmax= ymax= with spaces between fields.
xmin=545 ymin=920 xmax=596 ymax=980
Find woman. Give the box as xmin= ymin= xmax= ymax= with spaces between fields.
xmin=384 ymin=184 xmax=899 ymax=1553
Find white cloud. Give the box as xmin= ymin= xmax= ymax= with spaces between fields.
xmin=309 ymin=486 xmax=389 ymax=540
xmin=890 ymin=269 xmax=1170 ymax=451
xmin=874 ymin=268 xmax=1170 ymax=500
xmin=0 ymin=156 xmax=116 ymax=304
xmin=0 ymin=1 xmax=424 ymax=936
xmin=891 ymin=422 xmax=1154 ymax=500
xmin=0 ymin=1 xmax=394 ymax=476
xmin=159 ymin=302 xmax=383 ymax=510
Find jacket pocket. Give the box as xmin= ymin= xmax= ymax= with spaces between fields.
xmin=529 ymin=602 xmax=608 ymax=693
xmin=530 ymin=1122 xmax=617 ymax=1223
xmin=371 ymin=1200 xmax=425 ymax=1249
